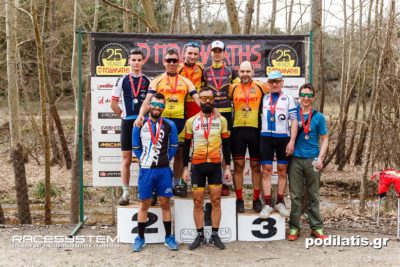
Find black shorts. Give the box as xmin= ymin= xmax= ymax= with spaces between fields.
xmin=191 ymin=163 xmax=222 ymax=190
xmin=120 ymin=119 xmax=135 ymax=151
xmin=221 ymin=112 xmax=233 ymax=132
xmin=260 ymin=136 xmax=290 ymax=165
xmin=230 ymin=127 xmax=260 ymax=161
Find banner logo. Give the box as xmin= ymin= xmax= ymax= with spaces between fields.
xmin=98 ymin=112 xmax=118 ymax=119
xmin=96 ymin=43 xmax=130 ymax=76
xmin=267 ymin=44 xmax=300 ymax=76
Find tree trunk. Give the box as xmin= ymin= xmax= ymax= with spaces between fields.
xmin=255 ymin=0 xmax=260 ymax=33
xmin=197 ymin=0 xmax=202 ymax=33
xmin=48 ymin=111 xmax=62 ymax=166
xmin=225 ymin=0 xmax=240 ymax=34
xmin=32 ymin=5 xmax=52 ymax=225
xmin=0 ymin=202 xmax=5 ymax=224
xmin=270 ymin=0 xmax=277 ymax=34
xmin=184 ymin=0 xmax=193 ymax=33
xmin=6 ymin=0 xmax=31 ymax=224
xmin=242 ymin=0 xmax=255 ymax=34
xmin=287 ymin=0 xmax=294 ymax=33
xmin=311 ymin=0 xmax=322 ymax=109
xmin=123 ymin=0 xmax=131 ymax=32
xmin=140 ymin=0 xmax=159 ymax=32
xmin=83 ymin=75 xmax=92 ymax=161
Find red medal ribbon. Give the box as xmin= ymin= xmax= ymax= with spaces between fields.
xmin=210 ymin=64 xmax=225 ymax=92
xmin=241 ymin=82 xmax=252 ymax=108
xmin=167 ymin=74 xmax=179 ymax=96
xmin=300 ymin=108 xmax=313 ymax=136
xmin=147 ymin=118 xmax=163 ymax=146
xmin=184 ymin=64 xmax=197 ymax=82
xmin=200 ymin=112 xmax=213 ymax=141
xmin=269 ymin=92 xmax=282 ymax=117
xmin=128 ymin=73 xmax=142 ymax=98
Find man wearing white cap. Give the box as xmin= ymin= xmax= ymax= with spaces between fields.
xmin=259 ymin=70 xmax=298 ymax=218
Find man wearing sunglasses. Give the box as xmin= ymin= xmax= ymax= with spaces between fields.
xmin=131 ymin=93 xmax=179 ymax=252
xmin=136 ymin=48 xmax=201 ymax=197
xmin=287 ymin=83 xmax=329 ymax=241
xmin=228 ymin=61 xmax=270 ymax=213
xmin=182 ymin=87 xmax=232 ymax=250
xmin=260 ymin=70 xmax=298 ymax=218
xmin=110 ymin=48 xmax=151 ymax=206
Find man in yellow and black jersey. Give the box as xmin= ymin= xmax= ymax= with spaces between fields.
xmin=136 ymin=48 xmax=201 ymax=195
xmin=178 ymin=41 xmax=205 ymax=119
xmin=203 ymin=40 xmax=240 ymax=131
xmin=228 ymin=61 xmax=270 ymax=213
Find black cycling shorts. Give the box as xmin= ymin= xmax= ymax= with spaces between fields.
xmin=120 ymin=119 xmax=135 ymax=151
xmin=260 ymin=136 xmax=290 ymax=165
xmin=230 ymin=127 xmax=260 ymax=161
xmin=221 ymin=112 xmax=233 ymax=132
xmin=191 ymin=163 xmax=222 ymax=190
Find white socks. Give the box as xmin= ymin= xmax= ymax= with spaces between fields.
xmin=122 ymin=185 xmax=130 ymax=197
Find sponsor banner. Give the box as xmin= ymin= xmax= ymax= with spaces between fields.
xmin=101 ymin=126 xmax=121 ymax=134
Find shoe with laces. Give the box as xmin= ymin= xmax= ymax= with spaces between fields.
xmin=253 ymin=198 xmax=263 ymax=212
xmin=311 ymin=229 xmax=327 ymax=240
xmin=131 ymin=236 xmax=145 ymax=252
xmin=118 ymin=194 xmax=130 ymax=206
xmin=236 ymin=199 xmax=245 ymax=213
xmin=164 ymin=235 xmax=179 ymax=251
xmin=209 ymin=234 xmax=225 ymax=250
xmin=274 ymin=203 xmax=290 ymax=217
xmin=260 ymin=205 xmax=273 ymax=218
xmin=173 ymin=180 xmax=188 ymax=197
xmin=188 ymin=234 xmax=206 ymax=250
xmin=221 ymin=184 xmax=230 ymax=196
xmin=287 ymin=229 xmax=300 ymax=241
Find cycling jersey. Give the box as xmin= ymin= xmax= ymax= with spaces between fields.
xmin=229 ymin=80 xmax=270 ymax=128
xmin=178 ymin=62 xmax=204 ymax=118
xmin=203 ymin=63 xmax=240 ymax=113
xmin=184 ymin=113 xmax=230 ymax=165
xmin=261 ymin=92 xmax=297 ymax=137
xmin=148 ymin=73 xmax=197 ymax=119
xmin=111 ymin=72 xmax=150 ymax=120
xmin=132 ymin=117 xmax=178 ymax=168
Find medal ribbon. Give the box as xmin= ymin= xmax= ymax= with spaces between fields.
xmin=167 ymin=74 xmax=179 ymax=96
xmin=300 ymin=108 xmax=313 ymax=136
xmin=200 ymin=112 xmax=213 ymax=141
xmin=128 ymin=73 xmax=142 ymax=98
xmin=241 ymin=82 xmax=252 ymax=108
xmin=147 ymin=118 xmax=163 ymax=146
xmin=269 ymin=92 xmax=282 ymax=118
xmin=210 ymin=64 xmax=225 ymax=91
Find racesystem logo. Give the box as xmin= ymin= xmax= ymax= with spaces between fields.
xmin=12 ymin=235 xmax=120 ymax=248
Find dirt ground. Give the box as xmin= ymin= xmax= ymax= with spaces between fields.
xmin=0 ymin=224 xmax=399 ymax=266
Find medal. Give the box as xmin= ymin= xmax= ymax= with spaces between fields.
xmin=147 ymin=117 xmax=163 ymax=152
xmin=300 ymin=107 xmax=313 ymax=141
xmin=241 ymin=82 xmax=252 ymax=112
xmin=167 ymin=74 xmax=179 ymax=104
xmin=128 ymin=73 xmax=142 ymax=101
xmin=171 ymin=96 xmax=177 ymax=101
xmin=200 ymin=112 xmax=212 ymax=146
xmin=270 ymin=117 xmax=275 ymax=122
xmin=269 ymin=92 xmax=282 ymax=123
xmin=210 ymin=64 xmax=225 ymax=96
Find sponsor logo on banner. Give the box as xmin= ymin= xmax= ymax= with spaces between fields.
xmin=98 ymin=112 xmax=118 ymax=119
xmin=97 ymin=83 xmax=114 ymax=90
xmin=99 ymin=171 xmax=120 ymax=177
xmin=98 ymin=142 xmax=121 ymax=148
xmin=96 ymin=43 xmax=130 ymax=76
xmin=267 ymin=44 xmax=301 ymax=76
xmin=101 ymin=126 xmax=121 ymax=134
xmin=98 ymin=156 xmax=139 ymax=164
xmin=98 ymin=97 xmax=122 ymax=105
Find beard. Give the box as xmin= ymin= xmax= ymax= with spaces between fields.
xmin=150 ymin=108 xmax=161 ymax=119
xmin=201 ymin=103 xmax=213 ymax=114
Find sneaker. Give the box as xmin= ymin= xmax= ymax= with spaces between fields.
xmin=118 ymin=194 xmax=130 ymax=206
xmin=236 ymin=199 xmax=245 ymax=213
xmin=221 ymin=184 xmax=230 ymax=196
xmin=287 ymin=229 xmax=300 ymax=241
xmin=311 ymin=229 xmax=327 ymax=240
xmin=274 ymin=203 xmax=290 ymax=217
xmin=173 ymin=180 xmax=187 ymax=197
xmin=253 ymin=198 xmax=263 ymax=212
xmin=131 ymin=236 xmax=145 ymax=252
xmin=209 ymin=235 xmax=225 ymax=250
xmin=164 ymin=235 xmax=179 ymax=250
xmin=260 ymin=205 xmax=273 ymax=218
xmin=188 ymin=234 xmax=206 ymax=250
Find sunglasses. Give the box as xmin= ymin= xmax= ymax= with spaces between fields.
xmin=268 ymin=79 xmax=282 ymax=84
xmin=187 ymin=41 xmax=200 ymax=48
xmin=199 ymin=96 xmax=214 ymax=102
xmin=150 ymin=102 xmax=165 ymax=109
xmin=300 ymin=92 xmax=314 ymax=98
xmin=164 ymin=58 xmax=179 ymax=64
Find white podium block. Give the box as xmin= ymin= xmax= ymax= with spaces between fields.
xmin=117 ymin=203 xmax=166 ymax=244
xmin=237 ymin=211 xmax=285 ymax=241
xmin=174 ymin=193 xmax=236 ymax=243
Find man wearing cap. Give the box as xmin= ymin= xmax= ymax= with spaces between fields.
xmin=259 ymin=70 xmax=298 ymax=218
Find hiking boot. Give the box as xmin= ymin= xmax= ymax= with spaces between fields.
xmin=260 ymin=205 xmax=273 ymax=219
xmin=253 ymin=198 xmax=263 ymax=212
xmin=311 ymin=229 xmax=327 ymax=240
xmin=173 ymin=180 xmax=187 ymax=197
xmin=118 ymin=194 xmax=130 ymax=206
xmin=188 ymin=234 xmax=206 ymax=250
xmin=287 ymin=229 xmax=300 ymax=241
xmin=131 ymin=236 xmax=145 ymax=252
xmin=209 ymin=235 xmax=225 ymax=250
xmin=236 ymin=199 xmax=245 ymax=213
xmin=164 ymin=235 xmax=179 ymax=251
xmin=221 ymin=184 xmax=230 ymax=196
xmin=274 ymin=203 xmax=290 ymax=217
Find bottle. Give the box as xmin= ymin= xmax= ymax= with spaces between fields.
xmin=312 ymin=157 xmax=319 ymax=172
